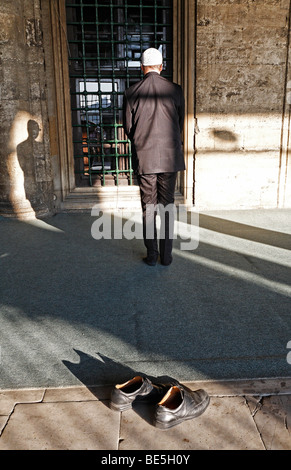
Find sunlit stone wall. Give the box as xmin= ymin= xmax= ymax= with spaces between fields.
xmin=195 ymin=0 xmax=291 ymax=209
xmin=0 ymin=0 xmax=290 ymax=214
xmin=0 ymin=0 xmax=53 ymax=218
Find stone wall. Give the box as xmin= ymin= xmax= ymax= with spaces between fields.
xmin=0 ymin=0 xmax=54 ymax=218
xmin=195 ymin=0 xmax=291 ymax=209
xmin=1 ymin=0 xmax=290 ymax=216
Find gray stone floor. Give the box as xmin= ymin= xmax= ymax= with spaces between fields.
xmin=0 ymin=378 xmax=290 ymax=450
xmin=0 ymin=208 xmax=291 ymax=450
xmin=0 ymin=209 xmax=291 ymax=390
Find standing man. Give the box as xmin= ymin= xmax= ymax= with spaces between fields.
xmin=123 ymin=47 xmax=185 ymax=266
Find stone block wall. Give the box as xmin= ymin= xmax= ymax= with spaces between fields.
xmin=195 ymin=0 xmax=291 ymax=209
xmin=0 ymin=0 xmax=290 ymax=215
xmin=0 ymin=0 xmax=54 ymax=218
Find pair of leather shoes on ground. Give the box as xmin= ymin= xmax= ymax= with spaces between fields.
xmin=110 ymin=375 xmax=210 ymax=430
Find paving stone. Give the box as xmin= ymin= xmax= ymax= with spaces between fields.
xmin=0 ymin=416 xmax=8 ymax=434
xmin=186 ymin=378 xmax=291 ymax=397
xmin=0 ymin=400 xmax=119 ymax=450
xmin=43 ymin=385 xmax=111 ymax=402
xmin=119 ymin=396 xmax=265 ymax=450
xmin=0 ymin=389 xmax=45 ymax=415
xmin=247 ymin=395 xmax=291 ymax=450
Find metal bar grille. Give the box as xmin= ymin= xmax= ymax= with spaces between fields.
xmin=66 ymin=0 xmax=173 ymax=187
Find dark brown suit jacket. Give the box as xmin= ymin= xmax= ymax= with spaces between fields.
xmin=123 ymin=72 xmax=185 ymax=175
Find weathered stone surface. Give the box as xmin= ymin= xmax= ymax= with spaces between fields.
xmin=119 ymin=397 xmax=265 ymax=450
xmin=0 ymin=0 xmax=291 ymax=213
xmin=0 ymin=0 xmax=53 ymax=218
xmin=1 ymin=384 xmax=290 ymax=450
xmin=247 ymin=395 xmax=291 ymax=450
xmin=0 ymin=400 xmax=119 ymax=450
xmin=195 ymin=0 xmax=291 ymax=209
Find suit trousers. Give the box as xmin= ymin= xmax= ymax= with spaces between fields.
xmin=138 ymin=172 xmax=177 ymax=264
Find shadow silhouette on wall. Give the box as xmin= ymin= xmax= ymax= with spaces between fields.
xmin=16 ymin=120 xmax=46 ymax=213
xmin=211 ymin=128 xmax=238 ymax=143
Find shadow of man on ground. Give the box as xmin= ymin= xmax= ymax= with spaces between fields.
xmin=63 ymin=349 xmax=179 ymax=426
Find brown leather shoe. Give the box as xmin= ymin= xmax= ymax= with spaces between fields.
xmin=154 ymin=385 xmax=210 ymax=429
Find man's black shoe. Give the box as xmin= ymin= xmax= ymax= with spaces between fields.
xmin=161 ymin=259 xmax=172 ymax=266
xmin=154 ymin=385 xmax=210 ymax=429
xmin=160 ymin=255 xmax=173 ymax=266
xmin=143 ymin=256 xmax=157 ymax=266
xmin=110 ymin=376 xmax=171 ymax=412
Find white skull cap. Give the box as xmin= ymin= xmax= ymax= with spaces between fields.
xmin=141 ymin=48 xmax=163 ymax=66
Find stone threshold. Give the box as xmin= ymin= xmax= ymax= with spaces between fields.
xmin=1 ymin=376 xmax=291 ymax=403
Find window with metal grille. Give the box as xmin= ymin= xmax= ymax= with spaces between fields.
xmin=66 ymin=0 xmax=173 ymax=187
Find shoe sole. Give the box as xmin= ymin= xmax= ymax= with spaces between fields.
xmin=109 ymin=402 xmax=132 ymax=412
xmin=154 ymin=394 xmax=210 ymax=430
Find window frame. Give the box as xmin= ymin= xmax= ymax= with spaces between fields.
xmin=49 ymin=0 xmax=196 ymax=206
